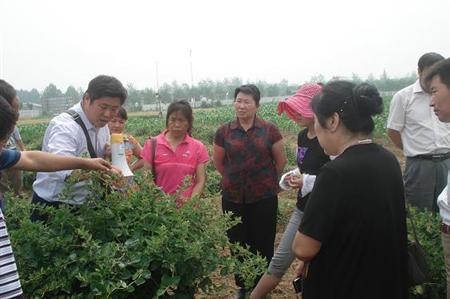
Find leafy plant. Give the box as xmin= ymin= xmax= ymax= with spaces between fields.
xmin=6 ymin=172 xmax=266 ymax=298
xmin=407 ymin=206 xmax=446 ymax=299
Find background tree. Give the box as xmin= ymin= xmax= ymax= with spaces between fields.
xmin=141 ymin=88 xmax=156 ymax=105
xmin=17 ymin=88 xmax=41 ymax=103
xmin=158 ymin=83 xmax=173 ymax=104
xmin=77 ymin=87 xmax=85 ymax=99
xmin=351 ymin=73 xmax=363 ymax=84
xmin=65 ymin=86 xmax=80 ymax=101
xmin=41 ymin=83 xmax=63 ymax=99
xmin=172 ymin=81 xmax=190 ymax=100
xmin=310 ymin=74 xmax=326 ymax=84
xmin=126 ymin=84 xmax=143 ymax=112
xmin=15 ymin=73 xmax=418 ymax=112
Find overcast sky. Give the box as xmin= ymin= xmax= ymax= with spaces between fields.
xmin=1 ymin=0 xmax=449 ymax=91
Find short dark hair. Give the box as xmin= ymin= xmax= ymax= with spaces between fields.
xmin=116 ymin=106 xmax=128 ymax=120
xmin=166 ymin=100 xmax=194 ymax=135
xmin=0 ymin=96 xmax=17 ymax=142
xmin=0 ymin=79 xmax=17 ymax=105
xmin=234 ymin=84 xmax=261 ymax=105
xmin=418 ymin=52 xmax=445 ymax=72
xmin=312 ymin=81 xmax=383 ymax=135
xmin=84 ymin=75 xmax=127 ymax=105
xmin=425 ymin=58 xmax=450 ymax=89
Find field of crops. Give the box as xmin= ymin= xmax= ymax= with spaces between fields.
xmin=18 ymin=101 xmax=390 ymax=160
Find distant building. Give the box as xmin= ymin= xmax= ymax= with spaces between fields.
xmin=142 ymin=103 xmax=169 ymax=112
xmin=19 ymin=103 xmax=42 ymax=119
xmin=41 ymin=97 xmax=77 ymax=115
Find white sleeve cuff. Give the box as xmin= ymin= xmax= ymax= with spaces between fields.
xmin=386 ymin=123 xmax=403 ymax=132
xmin=438 ymin=186 xmax=449 ymax=206
xmin=301 ymin=174 xmax=316 ymax=197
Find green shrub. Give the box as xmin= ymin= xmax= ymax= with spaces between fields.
xmin=284 ymin=144 xmax=297 ymax=169
xmin=6 ymin=172 xmax=266 ymax=298
xmin=22 ymin=171 xmax=36 ymax=190
xmin=276 ymin=194 xmax=296 ymax=227
xmin=204 ymin=166 xmax=222 ymax=198
xmin=18 ymin=123 xmax=47 ymax=150
xmin=407 ymin=206 xmax=446 ymax=299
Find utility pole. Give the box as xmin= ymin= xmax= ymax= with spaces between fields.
xmin=189 ymin=49 xmax=194 ymax=87
xmin=189 ymin=49 xmax=195 ymax=107
xmin=155 ymin=61 xmax=162 ymax=117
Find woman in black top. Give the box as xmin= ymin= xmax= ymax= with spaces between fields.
xmin=293 ymin=81 xmax=408 ymax=299
xmin=251 ymin=83 xmax=329 ymax=299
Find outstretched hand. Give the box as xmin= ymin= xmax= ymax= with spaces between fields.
xmin=104 ymin=143 xmax=112 ymax=160
xmin=286 ymin=174 xmax=304 ymax=189
xmin=110 ymin=165 xmax=123 ymax=175
xmin=85 ymin=159 xmax=123 ymax=176
xmin=85 ymin=158 xmax=113 ymax=172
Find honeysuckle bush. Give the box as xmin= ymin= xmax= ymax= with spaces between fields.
xmin=407 ymin=206 xmax=445 ymax=299
xmin=6 ymin=172 xmax=267 ymax=298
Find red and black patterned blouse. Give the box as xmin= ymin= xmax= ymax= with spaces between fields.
xmin=214 ymin=117 xmax=283 ymax=204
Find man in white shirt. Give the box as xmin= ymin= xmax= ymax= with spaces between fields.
xmin=31 ymin=75 xmax=127 ymax=220
xmin=387 ymin=52 xmax=449 ymax=211
xmin=1 ymin=87 xmax=117 ymax=299
xmin=426 ymin=57 xmax=450 ymax=299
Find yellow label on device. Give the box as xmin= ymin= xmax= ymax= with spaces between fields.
xmin=111 ymin=133 xmax=123 ymax=144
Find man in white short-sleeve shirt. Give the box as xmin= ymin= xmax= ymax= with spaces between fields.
xmin=387 ymin=52 xmax=450 ymax=211
xmin=31 ymin=75 xmax=127 ymax=220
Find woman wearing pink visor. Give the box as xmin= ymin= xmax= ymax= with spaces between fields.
xmin=251 ymin=83 xmax=330 ymax=298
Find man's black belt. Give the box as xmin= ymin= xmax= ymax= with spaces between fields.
xmin=413 ymin=152 xmax=450 ymax=161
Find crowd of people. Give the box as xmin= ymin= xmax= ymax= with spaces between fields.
xmin=0 ymin=53 xmax=450 ymax=299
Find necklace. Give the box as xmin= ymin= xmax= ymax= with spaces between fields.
xmin=357 ymin=139 xmax=373 ymax=144
xmin=340 ymin=138 xmax=373 ymax=155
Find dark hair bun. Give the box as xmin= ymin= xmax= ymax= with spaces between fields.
xmin=352 ymin=83 xmax=383 ymax=117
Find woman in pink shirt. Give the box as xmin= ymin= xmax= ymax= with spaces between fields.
xmin=140 ymin=100 xmax=209 ymax=203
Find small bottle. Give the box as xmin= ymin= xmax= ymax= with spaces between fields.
xmin=122 ymin=135 xmax=133 ymax=164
